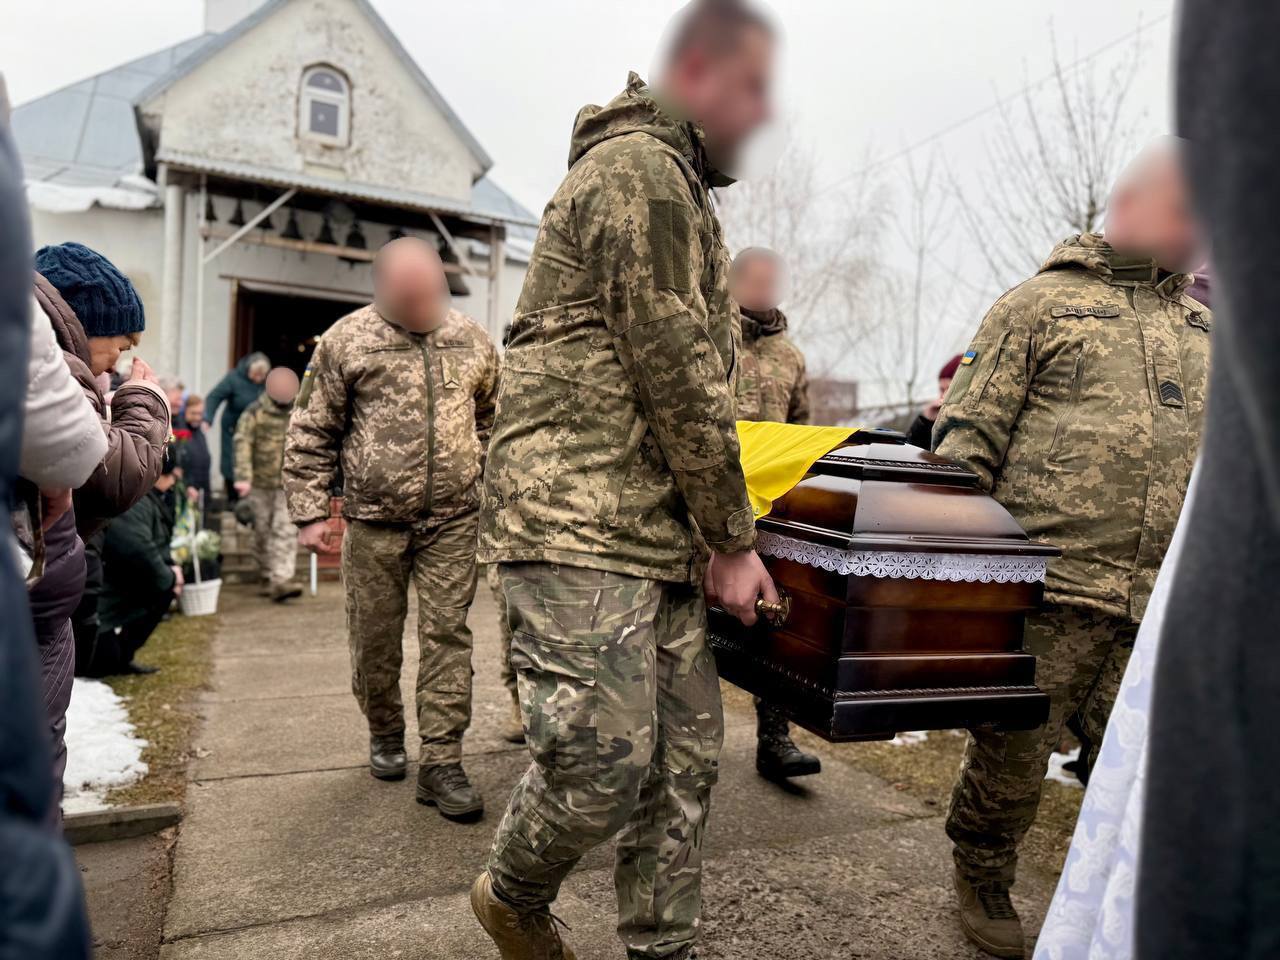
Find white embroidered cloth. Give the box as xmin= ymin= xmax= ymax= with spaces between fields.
xmin=1032 ymin=472 xmax=1197 ymax=960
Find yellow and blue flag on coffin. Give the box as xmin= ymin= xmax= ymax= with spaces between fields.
xmin=736 ymin=420 xmax=859 ymax=520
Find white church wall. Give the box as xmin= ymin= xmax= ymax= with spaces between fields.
xmin=146 ymin=0 xmax=483 ymax=208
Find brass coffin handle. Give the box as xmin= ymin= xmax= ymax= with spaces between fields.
xmin=755 ymin=589 xmax=791 ymax=628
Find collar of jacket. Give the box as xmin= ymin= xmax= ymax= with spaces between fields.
xmin=264 ymin=396 xmax=293 ymax=415
xmin=739 ymin=306 xmax=789 ymax=341
xmin=627 ymin=72 xmax=735 ymax=189
xmin=1041 ymin=232 xmax=1194 ymax=299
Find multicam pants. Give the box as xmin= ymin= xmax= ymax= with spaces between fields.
xmin=487 ymin=562 xmax=724 ymax=960
xmin=947 ymin=601 xmax=1138 ymax=885
xmin=485 ymin=563 xmax=517 ymax=702
xmin=342 ymin=512 xmax=478 ymax=767
xmin=248 ymin=487 xmax=297 ymax=587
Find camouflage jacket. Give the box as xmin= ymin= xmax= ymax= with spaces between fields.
xmin=233 ymin=394 xmax=292 ymax=489
xmin=934 ymin=233 xmax=1211 ymax=619
xmin=735 ymin=307 xmax=810 ymax=424
xmin=284 ymin=305 xmax=498 ymax=526
xmin=478 ymin=72 xmax=755 ymax=583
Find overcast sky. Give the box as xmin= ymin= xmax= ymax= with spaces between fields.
xmin=1 ymin=0 xmax=1177 ymax=398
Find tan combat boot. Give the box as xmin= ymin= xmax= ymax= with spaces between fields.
xmin=503 ymin=697 xmax=525 ymax=744
xmin=470 ymin=871 xmax=576 ymax=960
xmin=954 ymin=869 xmax=1024 ymax=958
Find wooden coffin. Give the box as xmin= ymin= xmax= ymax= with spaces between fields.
xmin=708 ymin=430 xmax=1058 ymax=742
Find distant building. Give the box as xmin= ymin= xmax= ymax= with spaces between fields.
xmin=808 ymin=376 xmax=860 ymax=426
xmin=12 ymin=0 xmax=536 ymax=403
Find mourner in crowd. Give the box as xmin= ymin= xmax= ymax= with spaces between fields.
xmin=206 ymin=350 xmax=269 ymax=502
xmin=934 ymin=137 xmax=1210 ymax=958
xmin=471 ymin=3 xmax=779 ymax=957
xmin=95 ymin=448 xmax=183 ymax=677
xmin=285 ymin=237 xmax=498 ymax=817
xmin=0 ymin=71 xmax=92 ymax=958
xmin=728 ymin=246 xmax=822 ymax=783
xmin=159 ymin=374 xmax=185 ymax=429
xmin=907 ymin=353 xmax=962 ymax=450
xmin=234 ymin=367 xmax=302 ymax=603
xmin=175 ymin=392 xmax=212 ymax=516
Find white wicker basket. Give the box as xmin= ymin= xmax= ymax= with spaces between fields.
xmin=179 ymin=578 xmax=222 ymax=617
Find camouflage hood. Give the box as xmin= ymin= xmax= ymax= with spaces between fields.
xmin=1039 ymin=232 xmax=1194 ymax=296
xmin=738 ymin=306 xmax=789 ymax=341
xmin=568 ymin=72 xmax=731 ymax=187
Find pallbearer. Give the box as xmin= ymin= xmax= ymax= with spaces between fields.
xmin=729 ymin=247 xmax=822 ymax=783
xmin=471 ymin=2 xmax=778 ymax=958
xmin=935 ymin=139 xmax=1210 ymax=958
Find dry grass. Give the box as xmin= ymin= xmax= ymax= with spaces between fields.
xmin=105 ymin=611 xmax=216 ymax=807
xmin=840 ymin=731 xmax=1084 ymax=879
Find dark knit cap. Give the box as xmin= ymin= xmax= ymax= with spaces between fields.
xmin=34 ymin=242 xmax=145 ymax=338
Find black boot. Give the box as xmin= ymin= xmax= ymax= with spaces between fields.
xmin=755 ymin=701 xmax=821 ymax=782
xmin=369 ymin=734 xmax=407 ymax=781
xmin=417 ymin=762 xmax=484 ymax=822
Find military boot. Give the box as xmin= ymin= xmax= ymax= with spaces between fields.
xmin=470 ymin=871 xmax=576 ymax=960
xmin=417 ymin=762 xmax=484 ymax=821
xmin=954 ymin=870 xmax=1024 ymax=958
xmin=369 ymin=734 xmax=406 ymax=781
xmin=502 ymin=697 xmax=525 ymax=744
xmin=755 ymin=704 xmax=821 ymax=782
xmin=270 ymin=581 xmax=302 ymax=603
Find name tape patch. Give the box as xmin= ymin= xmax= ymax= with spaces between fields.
xmin=1049 ymin=304 xmax=1121 ymax=319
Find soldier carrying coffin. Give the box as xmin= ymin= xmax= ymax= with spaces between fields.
xmin=935 ymin=139 xmax=1211 ymax=958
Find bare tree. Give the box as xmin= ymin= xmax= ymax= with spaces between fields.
xmin=717 ymin=125 xmax=889 ymax=378
xmin=951 ymin=25 xmax=1150 ymax=291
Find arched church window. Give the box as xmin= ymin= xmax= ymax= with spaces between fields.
xmin=299 ymin=65 xmax=350 ymax=146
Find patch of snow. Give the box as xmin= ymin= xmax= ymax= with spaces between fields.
xmin=26 ymin=175 xmax=159 ymax=214
xmin=62 ymin=678 xmax=148 ymax=814
xmin=1045 ymin=747 xmax=1083 ymax=789
xmin=889 ymin=730 xmax=929 ymax=746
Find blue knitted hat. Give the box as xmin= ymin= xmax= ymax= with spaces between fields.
xmin=34 ymin=242 xmax=145 ymax=338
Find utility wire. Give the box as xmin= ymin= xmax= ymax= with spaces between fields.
xmin=816 ymin=12 xmax=1171 ymax=195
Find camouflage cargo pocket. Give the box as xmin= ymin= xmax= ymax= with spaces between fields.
xmin=510 ymin=631 xmax=600 ymax=780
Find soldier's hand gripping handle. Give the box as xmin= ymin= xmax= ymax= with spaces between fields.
xmin=705 ymin=549 xmax=778 ymax=627
xmin=298 ymin=519 xmax=340 ymax=555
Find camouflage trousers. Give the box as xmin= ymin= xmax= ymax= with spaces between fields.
xmin=248 ymin=487 xmax=297 ymax=587
xmin=342 ymin=512 xmax=478 ymax=766
xmin=487 ymin=563 xmax=724 ymax=960
xmin=947 ymin=602 xmax=1138 ymax=884
xmin=485 ymin=564 xmax=517 ymax=702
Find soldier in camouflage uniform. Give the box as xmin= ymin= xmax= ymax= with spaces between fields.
xmin=234 ymin=367 xmax=301 ymax=602
xmin=470 ymin=5 xmax=778 ymax=959
xmin=728 ymin=247 xmax=821 ymax=783
xmin=284 ymin=238 xmax=498 ymax=821
xmin=934 ymin=141 xmax=1210 ymax=958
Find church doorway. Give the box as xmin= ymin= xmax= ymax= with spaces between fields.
xmin=231 ymin=282 xmax=364 ymax=375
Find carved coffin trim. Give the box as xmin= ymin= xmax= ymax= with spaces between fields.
xmin=757 ymin=531 xmax=1048 ymax=584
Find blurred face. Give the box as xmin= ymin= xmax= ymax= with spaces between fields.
xmin=265 ymin=368 xmax=300 ymax=404
xmin=731 ymin=253 xmax=782 ymax=312
xmin=938 ymin=375 xmax=953 ymax=398
xmin=248 ymin=363 xmax=269 ymax=384
xmin=184 ymin=401 xmax=204 ymax=427
xmin=1108 ymin=152 xmax=1203 ymax=274
xmin=165 ymin=385 xmax=183 ymax=409
xmin=155 ymin=472 xmax=176 ymax=493
xmin=87 ymin=334 xmax=137 ymax=377
xmin=667 ymin=25 xmax=774 ymax=172
xmin=375 ymin=247 xmax=451 ymax=334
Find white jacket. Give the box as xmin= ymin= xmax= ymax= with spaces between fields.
xmin=20 ymin=296 xmax=106 ymax=489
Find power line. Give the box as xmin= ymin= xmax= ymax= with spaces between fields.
xmin=816 ymin=12 xmax=1170 ymax=195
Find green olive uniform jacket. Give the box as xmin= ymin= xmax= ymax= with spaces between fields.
xmin=233 ymin=394 xmax=292 ymax=491
xmin=735 ymin=307 xmax=810 ymax=425
xmin=477 ymin=72 xmax=755 ymax=584
xmin=934 ymin=232 xmax=1211 ymax=620
xmin=283 ymin=305 xmax=498 ymax=527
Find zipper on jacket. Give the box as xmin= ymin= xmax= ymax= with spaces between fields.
xmin=421 ymin=337 xmax=436 ymax=515
xmin=1050 ymin=344 xmax=1088 ymax=459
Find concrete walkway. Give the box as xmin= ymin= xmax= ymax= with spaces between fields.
xmin=160 ymin=582 xmax=1057 ymax=960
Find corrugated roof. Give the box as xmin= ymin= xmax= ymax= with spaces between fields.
xmin=10 ymin=9 xmax=537 ymax=227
